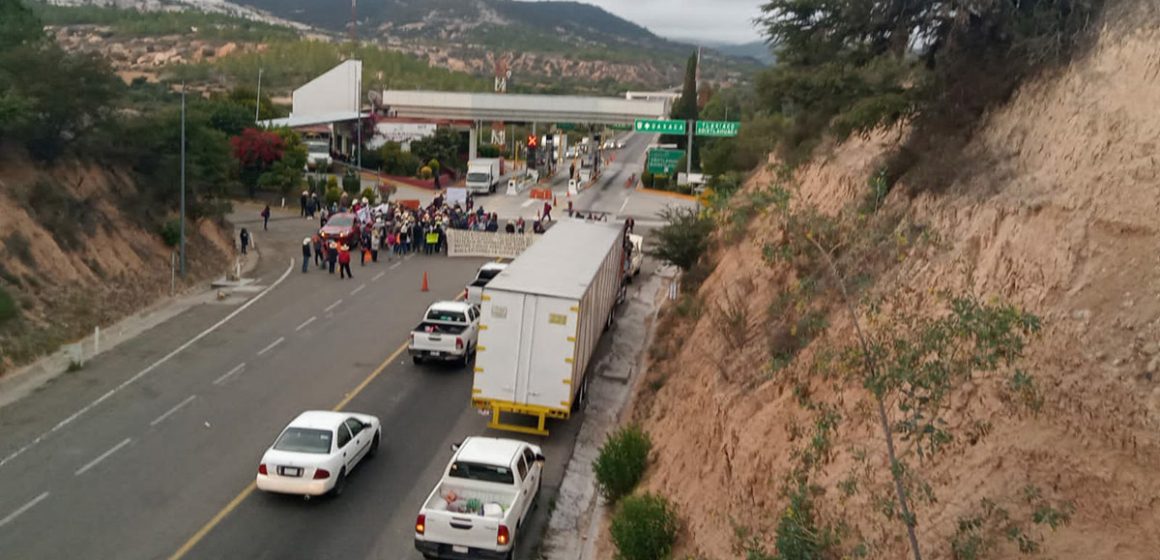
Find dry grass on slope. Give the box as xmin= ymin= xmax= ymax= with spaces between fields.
xmin=0 ymin=151 xmax=233 ymax=374
xmin=631 ymin=2 xmax=1160 ymax=558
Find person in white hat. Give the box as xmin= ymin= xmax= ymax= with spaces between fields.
xmin=300 ymin=237 xmax=311 ymax=273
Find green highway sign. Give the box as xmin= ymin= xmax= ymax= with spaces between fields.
xmin=695 ymin=120 xmax=741 ymax=137
xmin=556 ymin=122 xmax=577 ymax=131
xmin=608 ymin=123 xmax=632 ymax=131
xmin=634 ymin=119 xmax=687 ymax=135
xmin=646 ymin=148 xmax=685 ymax=175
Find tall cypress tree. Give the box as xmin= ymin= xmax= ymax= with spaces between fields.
xmin=664 ymin=51 xmax=699 ymax=170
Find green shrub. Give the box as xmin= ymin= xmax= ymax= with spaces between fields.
xmin=419 ymin=165 xmax=433 ymax=180
xmin=341 ymin=171 xmax=361 ymax=193
xmin=359 ymin=187 xmax=377 ymax=202
xmin=478 ymin=144 xmax=501 ymax=158
xmin=594 ymin=424 xmax=652 ymax=502
xmin=427 ymin=158 xmax=441 ymax=174
xmin=610 ymin=493 xmax=679 ymax=560
xmin=0 ymin=285 xmax=18 ymax=326
xmin=648 ymin=206 xmax=715 ymax=272
xmin=324 ymin=186 xmax=342 ymax=206
xmin=159 ymin=218 xmax=182 ymax=247
xmin=640 ymin=171 xmax=654 ymax=188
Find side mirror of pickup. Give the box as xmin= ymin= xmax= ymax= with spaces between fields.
xmin=450 ymin=443 xmax=461 ymax=453
xmin=534 ymin=453 xmax=546 ymax=462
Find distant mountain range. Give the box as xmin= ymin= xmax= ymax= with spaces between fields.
xmin=40 ymin=0 xmax=761 ymax=94
xmin=713 ymin=41 xmax=776 ymax=66
xmin=229 ymin=0 xmax=759 ymax=92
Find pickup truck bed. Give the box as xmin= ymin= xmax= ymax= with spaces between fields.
xmin=414 ymin=322 xmax=468 ymax=335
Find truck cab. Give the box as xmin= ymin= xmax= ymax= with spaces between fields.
xmin=466 ymin=262 xmax=508 ymax=305
xmin=415 ymin=437 xmax=544 ymax=560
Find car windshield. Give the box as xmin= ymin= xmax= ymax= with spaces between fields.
xmin=327 ymin=215 xmax=353 ymax=228
xmin=306 ymin=141 xmax=328 ymax=154
xmin=273 ymin=428 xmax=332 ymax=454
xmin=466 ymin=172 xmax=489 ymax=183
xmin=449 ymin=461 xmax=514 ymax=484
xmin=426 ymin=309 xmax=466 ymax=323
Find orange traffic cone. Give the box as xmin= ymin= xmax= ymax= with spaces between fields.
xmin=421 ymin=271 xmax=429 ymax=292
xmin=553 ymin=195 xmax=558 ymax=207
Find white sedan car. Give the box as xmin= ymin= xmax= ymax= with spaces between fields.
xmin=256 ymin=410 xmax=381 ymax=497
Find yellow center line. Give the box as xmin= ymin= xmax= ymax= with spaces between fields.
xmin=168 ymin=264 xmax=487 ymax=560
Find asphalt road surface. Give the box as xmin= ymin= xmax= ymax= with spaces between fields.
xmin=0 ymin=140 xmax=682 ymax=560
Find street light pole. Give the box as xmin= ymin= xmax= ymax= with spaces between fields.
xmin=180 ymin=82 xmax=187 ymax=278
xmin=255 ymin=68 xmax=263 ymax=123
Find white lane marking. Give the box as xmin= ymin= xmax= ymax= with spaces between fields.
xmin=257 ymin=337 xmax=285 ymax=356
xmin=324 ymin=299 xmax=343 ymax=313
xmin=372 ymin=272 xmax=385 ymax=282
xmin=521 ymin=199 xmax=536 ymax=208
xmin=294 ymin=316 xmax=316 ymax=332
xmin=350 ymin=284 xmax=366 ymax=296
xmin=149 ymin=395 xmax=197 ymax=427
xmin=213 ymin=363 xmax=246 ymax=386
xmin=75 ymin=438 xmax=132 ymax=476
xmin=405 ymin=254 xmax=415 ymax=261
xmin=0 ymin=260 xmax=296 ymax=472
xmin=389 ymin=262 xmax=402 ymax=271
xmin=0 ymin=492 xmax=49 ymax=529
xmin=620 ymin=197 xmax=630 ymax=213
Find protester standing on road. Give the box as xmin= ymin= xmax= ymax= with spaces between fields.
xmin=300 ymin=191 xmax=308 ymax=217
xmin=261 ymin=205 xmax=271 ymax=230
xmin=370 ymin=228 xmax=381 ymax=263
xmin=327 ymin=241 xmax=338 ymax=274
xmin=239 ymin=228 xmax=250 ymax=255
xmin=300 ymin=238 xmax=311 ymax=273
xmin=542 ymin=201 xmax=553 ymax=221
xmin=338 ymin=244 xmax=353 ymax=279
xmin=312 ymin=233 xmax=323 ymax=268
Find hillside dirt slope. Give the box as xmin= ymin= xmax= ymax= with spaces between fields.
xmin=630 ymin=1 xmax=1160 ymax=558
xmin=0 ymin=149 xmax=233 ymax=374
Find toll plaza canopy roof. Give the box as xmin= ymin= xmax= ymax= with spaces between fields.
xmin=381 ymin=90 xmax=669 ymax=126
xmin=259 ymin=110 xmax=367 ymax=129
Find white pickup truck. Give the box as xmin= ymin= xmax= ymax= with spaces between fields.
xmin=465 ymin=262 xmax=508 ymax=305
xmin=409 ymin=302 xmax=480 ymax=366
xmin=414 ymin=437 xmax=544 ymax=560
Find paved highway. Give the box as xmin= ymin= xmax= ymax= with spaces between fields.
xmin=0 ymin=133 xmax=684 ymax=559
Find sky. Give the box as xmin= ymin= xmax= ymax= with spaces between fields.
xmin=547 ymin=0 xmax=766 ymax=45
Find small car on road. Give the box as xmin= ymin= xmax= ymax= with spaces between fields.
xmin=256 ymin=410 xmax=381 ymax=497
xmin=320 ymin=212 xmax=360 ymax=247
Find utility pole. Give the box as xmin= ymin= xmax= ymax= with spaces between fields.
xmin=686 ymin=119 xmax=693 ymax=178
xmin=356 ymin=68 xmax=362 ymax=169
xmin=180 ymin=82 xmax=187 ymax=278
xmin=255 ymin=68 xmax=262 ymax=123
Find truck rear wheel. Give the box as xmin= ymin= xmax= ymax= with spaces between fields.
xmin=412 ymin=355 xmax=423 ymax=365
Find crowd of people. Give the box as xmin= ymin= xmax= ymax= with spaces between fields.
xmin=290 ymin=189 xmax=553 ymax=279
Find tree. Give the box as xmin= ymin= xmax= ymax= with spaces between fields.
xmin=0 ymin=1 xmax=121 ymax=160
xmin=647 ymin=206 xmax=714 ymax=272
xmin=380 ymin=142 xmax=421 ymax=176
xmin=755 ymin=0 xmax=1103 ymax=155
xmin=206 ymin=101 xmax=254 ymax=137
xmin=665 ymin=51 xmax=700 ymax=171
xmin=230 ymin=128 xmax=284 ymax=197
xmin=411 ymin=128 xmax=465 ymax=174
xmin=226 ymin=85 xmax=277 ymax=121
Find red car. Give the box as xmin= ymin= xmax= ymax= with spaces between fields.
xmin=320 ymin=213 xmax=360 ymax=248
